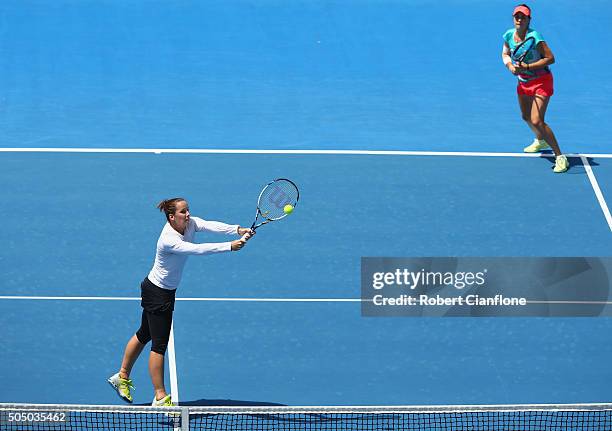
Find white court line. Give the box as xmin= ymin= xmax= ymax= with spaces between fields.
xmin=526 ymin=300 xmax=612 ymax=305
xmin=177 ymin=297 xmax=362 ymax=302
xmin=0 ymin=296 xmax=360 ymax=302
xmin=0 ymin=296 xmax=140 ymax=301
xmin=167 ymin=320 xmax=180 ymax=405
xmin=0 ymin=146 xmax=611 ymax=158
xmin=1 ymin=296 xmax=612 ymax=305
xmin=582 ymin=156 xmax=612 ymax=233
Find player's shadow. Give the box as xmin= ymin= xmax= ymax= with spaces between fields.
xmin=540 ymin=152 xmax=599 ymax=175
xmin=141 ymin=399 xmax=289 ymax=429
xmin=135 ymin=399 xmax=286 ymax=407
xmin=178 ymin=399 xmax=345 ymax=428
xmin=180 ymin=399 xmax=286 ymax=407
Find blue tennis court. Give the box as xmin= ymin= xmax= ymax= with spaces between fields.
xmin=1 ymin=0 xmax=612 ymax=418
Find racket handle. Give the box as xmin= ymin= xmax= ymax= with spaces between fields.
xmin=241 ymin=232 xmax=254 ymax=242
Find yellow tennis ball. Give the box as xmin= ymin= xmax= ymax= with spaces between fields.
xmin=283 ymin=204 xmax=294 ymax=215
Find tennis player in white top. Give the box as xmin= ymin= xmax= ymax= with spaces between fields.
xmin=108 ymin=198 xmax=253 ymax=406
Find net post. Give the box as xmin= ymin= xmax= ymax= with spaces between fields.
xmin=181 ymin=406 xmax=189 ymax=431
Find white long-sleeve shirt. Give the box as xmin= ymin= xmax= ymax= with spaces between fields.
xmin=147 ymin=216 xmax=239 ymax=290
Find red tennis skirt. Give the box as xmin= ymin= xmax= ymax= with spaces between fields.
xmin=517 ymin=73 xmax=554 ymax=97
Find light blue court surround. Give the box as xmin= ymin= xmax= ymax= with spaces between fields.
xmin=0 ymin=1 xmax=611 ymax=153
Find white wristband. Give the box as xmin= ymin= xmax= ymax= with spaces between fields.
xmin=503 ymin=55 xmax=512 ymax=66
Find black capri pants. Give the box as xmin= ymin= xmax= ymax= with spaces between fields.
xmin=135 ymin=277 xmax=176 ymax=355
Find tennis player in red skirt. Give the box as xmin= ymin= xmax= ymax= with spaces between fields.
xmin=502 ymin=4 xmax=569 ymax=173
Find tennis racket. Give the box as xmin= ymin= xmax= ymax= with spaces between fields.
xmin=245 ymin=178 xmax=299 ymax=236
xmin=511 ymin=36 xmax=536 ymax=65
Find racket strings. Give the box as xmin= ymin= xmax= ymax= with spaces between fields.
xmin=512 ymin=38 xmax=535 ymax=62
xmin=257 ymin=180 xmax=299 ymax=221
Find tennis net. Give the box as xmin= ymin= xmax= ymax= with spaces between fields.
xmin=1 ymin=402 xmax=612 ymax=430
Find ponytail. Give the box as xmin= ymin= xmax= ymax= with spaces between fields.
xmin=157 ymin=198 xmax=186 ymax=221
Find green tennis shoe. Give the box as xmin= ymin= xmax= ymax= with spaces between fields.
xmin=152 ymin=394 xmax=181 ymax=418
xmin=524 ymin=139 xmax=550 ymax=153
xmin=152 ymin=394 xmax=174 ymax=407
xmin=107 ymin=373 xmax=134 ymax=403
xmin=553 ymin=155 xmax=569 ymax=173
